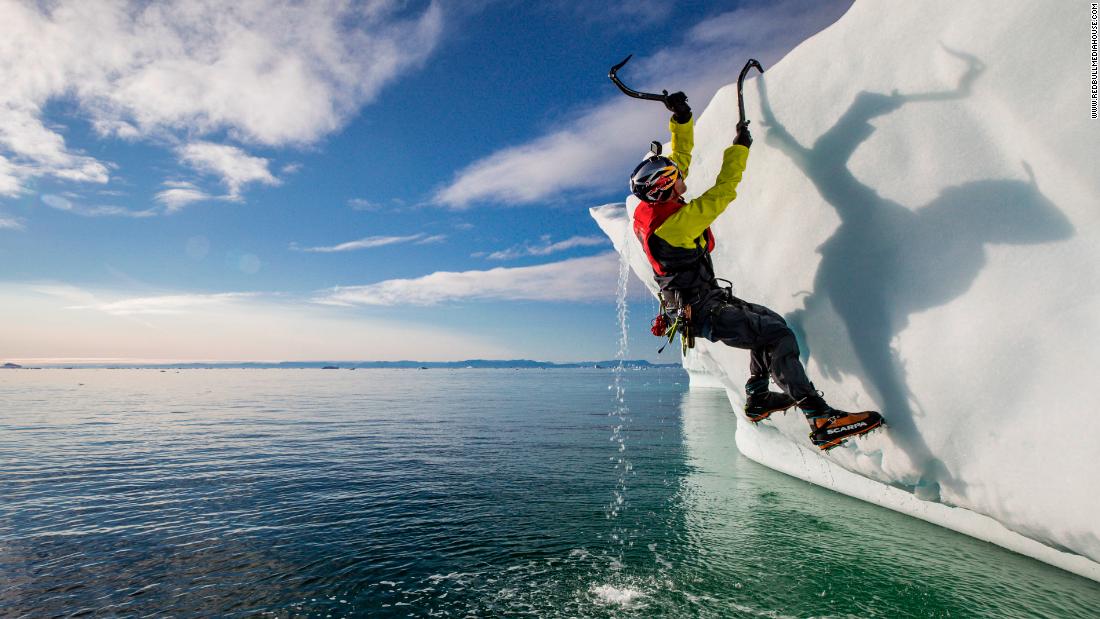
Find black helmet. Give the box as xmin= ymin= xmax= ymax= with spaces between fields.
xmin=630 ymin=155 xmax=680 ymax=202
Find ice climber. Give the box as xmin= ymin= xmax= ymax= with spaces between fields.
xmin=630 ymin=92 xmax=884 ymax=450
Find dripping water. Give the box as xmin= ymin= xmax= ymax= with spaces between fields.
xmin=606 ymin=237 xmax=633 ymax=562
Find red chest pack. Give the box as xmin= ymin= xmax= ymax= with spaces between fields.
xmin=633 ymin=200 xmax=715 ymax=276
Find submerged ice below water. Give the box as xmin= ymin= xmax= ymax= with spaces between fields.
xmin=1 ymin=369 xmax=1098 ymax=617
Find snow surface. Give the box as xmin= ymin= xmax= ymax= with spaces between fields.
xmin=592 ymin=1 xmax=1100 ymax=581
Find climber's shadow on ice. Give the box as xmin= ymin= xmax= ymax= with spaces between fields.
xmin=756 ymin=47 xmax=1074 ymax=498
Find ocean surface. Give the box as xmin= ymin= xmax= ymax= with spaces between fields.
xmin=2 ymin=368 xmax=1098 ymax=617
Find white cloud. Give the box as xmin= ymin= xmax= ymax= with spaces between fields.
xmin=433 ymin=0 xmax=850 ymax=208
xmin=178 ymin=142 xmax=278 ymax=197
xmin=91 ymin=119 xmax=141 ymax=140
xmin=433 ymin=103 xmax=642 ymax=208
xmin=0 ymin=0 xmax=444 ymax=195
xmin=292 ymin=233 xmax=436 ymax=253
xmin=0 ymin=156 xmax=24 ymax=196
xmin=486 ymin=234 xmax=608 ymax=260
xmin=315 ymin=252 xmax=622 ymax=306
xmin=154 ymin=181 xmax=217 ymax=213
xmin=0 ymin=110 xmax=111 ymax=195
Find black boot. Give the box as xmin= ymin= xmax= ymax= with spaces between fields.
xmin=798 ymin=393 xmax=885 ymax=451
xmin=744 ymin=376 xmax=796 ymax=423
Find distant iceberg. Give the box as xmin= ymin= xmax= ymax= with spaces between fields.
xmin=593 ymin=0 xmax=1100 ymax=581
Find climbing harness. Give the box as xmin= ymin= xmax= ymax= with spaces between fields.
xmin=652 ymin=290 xmax=695 ymax=355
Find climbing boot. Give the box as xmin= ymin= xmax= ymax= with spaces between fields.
xmin=744 ymin=376 xmax=796 ymax=423
xmin=799 ymin=393 xmax=885 ymax=451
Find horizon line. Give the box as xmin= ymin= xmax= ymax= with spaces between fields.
xmin=3 ymin=357 xmax=678 ymax=366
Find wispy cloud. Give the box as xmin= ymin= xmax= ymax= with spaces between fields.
xmin=571 ymin=0 xmax=674 ymax=30
xmin=291 ymin=233 xmax=445 ymax=253
xmin=0 ymin=0 xmax=445 ymax=196
xmin=347 ymin=197 xmax=413 ymax=212
xmin=348 ymin=198 xmax=381 ymax=211
xmin=0 ymin=214 xmax=25 ymax=230
xmin=485 ymin=235 xmax=609 ymax=260
xmin=31 ymin=284 xmax=258 ymax=316
xmin=417 ymin=234 xmax=448 ymax=245
xmin=72 ymin=292 xmax=259 ymax=316
xmin=29 ymin=284 xmax=99 ymax=304
xmin=314 ymin=252 xmax=622 ymax=306
xmin=433 ymin=0 xmax=850 ymax=208
xmin=9 ymin=282 xmax=509 ymax=361
xmin=41 ymin=194 xmax=155 ymax=218
xmin=178 ymin=142 xmax=279 ymax=198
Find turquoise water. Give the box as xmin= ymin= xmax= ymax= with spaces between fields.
xmin=2 ymin=369 xmax=1098 ymax=617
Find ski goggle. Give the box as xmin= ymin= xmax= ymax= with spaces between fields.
xmin=641 ymin=165 xmax=679 ymax=200
xmin=650 ymin=165 xmax=679 ymax=189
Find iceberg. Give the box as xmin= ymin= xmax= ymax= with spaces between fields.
xmin=592 ymin=1 xmax=1100 ymax=581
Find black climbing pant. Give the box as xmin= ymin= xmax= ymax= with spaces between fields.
xmin=695 ymin=290 xmax=817 ymax=400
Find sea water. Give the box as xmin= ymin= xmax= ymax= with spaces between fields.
xmin=2 ymin=369 xmax=1099 ymax=617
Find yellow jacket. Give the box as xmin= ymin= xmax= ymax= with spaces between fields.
xmin=653 ymin=118 xmax=750 ymax=249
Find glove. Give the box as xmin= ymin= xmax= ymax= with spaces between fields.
xmin=664 ymin=91 xmax=692 ymax=124
xmin=734 ymin=121 xmax=753 ymax=148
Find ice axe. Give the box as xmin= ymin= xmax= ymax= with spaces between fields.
xmin=608 ymin=54 xmax=675 ymax=103
xmin=609 ymin=54 xmax=766 ymax=128
xmin=736 ymin=59 xmax=764 ymax=128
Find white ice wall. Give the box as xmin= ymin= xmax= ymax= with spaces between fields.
xmin=593 ymin=1 xmax=1100 ymax=581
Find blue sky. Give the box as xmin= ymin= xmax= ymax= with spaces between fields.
xmin=0 ymin=0 xmax=849 ymax=363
